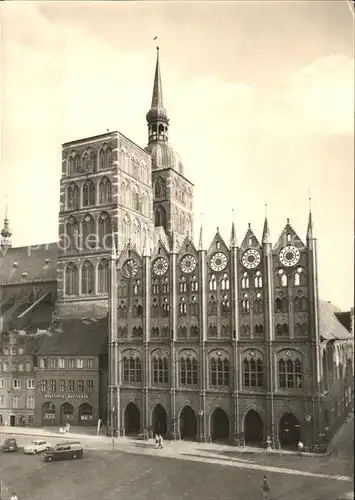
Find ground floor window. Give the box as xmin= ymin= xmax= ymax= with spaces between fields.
xmin=43 ymin=402 xmax=56 ymax=420
xmin=79 ymin=403 xmax=93 ymax=422
xmin=27 ymin=414 xmax=35 ymax=426
xmin=0 ymin=414 xmax=2 ymax=424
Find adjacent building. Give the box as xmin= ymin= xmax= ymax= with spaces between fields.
xmin=0 ymin=331 xmax=42 ymax=427
xmin=34 ymin=318 xmax=107 ymax=427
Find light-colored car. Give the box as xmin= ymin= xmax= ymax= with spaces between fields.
xmin=24 ymin=440 xmax=50 ymax=455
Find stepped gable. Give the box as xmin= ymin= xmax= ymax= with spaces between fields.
xmin=36 ymin=317 xmax=108 ymax=356
xmin=0 ymin=243 xmax=58 ymax=284
xmin=116 ymin=240 xmax=143 ymax=271
xmin=273 ymin=219 xmax=305 ymax=252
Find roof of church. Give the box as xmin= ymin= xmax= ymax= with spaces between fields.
xmin=319 ymin=300 xmax=352 ymax=341
xmin=36 ymin=317 xmax=108 ymax=356
xmin=0 ymin=243 xmax=57 ymax=284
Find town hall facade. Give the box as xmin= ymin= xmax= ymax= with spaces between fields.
xmin=0 ymin=49 xmax=353 ymax=451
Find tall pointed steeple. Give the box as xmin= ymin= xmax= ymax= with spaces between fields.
xmin=1 ymin=205 xmax=12 ymax=251
xmin=198 ymin=217 xmax=203 ymax=250
xmin=307 ymin=197 xmax=314 ymax=240
xmin=146 ymin=47 xmax=169 ymax=145
xmin=262 ymin=204 xmax=270 ymax=244
xmin=230 ymin=209 xmax=237 ymax=248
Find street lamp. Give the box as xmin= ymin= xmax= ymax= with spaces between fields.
xmin=110 ymin=406 xmax=115 ymax=452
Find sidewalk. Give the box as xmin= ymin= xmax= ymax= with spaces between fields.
xmin=0 ymin=425 xmax=326 ymax=458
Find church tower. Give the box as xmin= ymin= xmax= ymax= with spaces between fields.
xmin=145 ymin=47 xmax=194 ymax=247
xmin=0 ymin=207 xmax=12 ymax=255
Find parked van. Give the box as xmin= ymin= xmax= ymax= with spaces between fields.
xmin=43 ymin=441 xmax=83 ymax=462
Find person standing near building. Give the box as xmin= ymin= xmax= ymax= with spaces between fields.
xmin=261 ymin=476 xmax=269 ymax=499
xmin=297 ymin=440 xmax=304 ymax=456
xmin=10 ymin=493 xmax=19 ymax=500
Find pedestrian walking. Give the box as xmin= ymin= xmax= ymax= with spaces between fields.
xmin=154 ymin=433 xmax=159 ymax=448
xmin=10 ymin=493 xmax=18 ymax=500
xmin=261 ymin=476 xmax=269 ymax=499
xmin=297 ymin=440 xmax=304 ymax=456
xmin=158 ymin=434 xmax=163 ymax=449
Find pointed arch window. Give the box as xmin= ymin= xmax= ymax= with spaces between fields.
xmin=82 ymin=152 xmax=89 ymax=173
xmin=65 ymin=263 xmax=78 ymax=296
xmin=253 ymin=294 xmax=263 ymax=314
xmin=220 ymin=295 xmax=230 ymax=314
xmin=68 ymin=156 xmax=74 ymax=176
xmin=208 ymin=297 xmax=217 ymax=315
xmin=98 ymin=259 xmax=109 ymax=293
xmin=281 ymin=274 xmax=288 ymax=287
xmin=278 ymin=356 xmax=303 ymax=389
xmin=99 ymin=177 xmax=112 ymax=204
xmin=190 ymin=325 xmax=199 ymax=337
xmin=154 ymin=206 xmax=167 ymax=230
xmin=132 ymin=186 xmax=140 ymax=212
xmin=179 ymin=297 xmax=187 ymax=316
xmin=122 ymin=215 xmax=130 ymax=244
xmin=275 ymin=323 xmax=289 ymax=336
xmin=208 ymin=325 xmax=217 ymax=338
xmin=240 ymin=324 xmax=251 ymax=337
xmin=162 ymin=278 xmax=169 ymax=294
xmin=90 ymin=151 xmax=96 ymax=171
xmin=123 ymin=356 xmax=141 ymax=383
xmin=81 ymin=260 xmax=94 ymax=295
xmin=66 ymin=216 xmax=79 ymax=250
xmin=67 ymin=183 xmax=79 ymax=209
xmin=254 ymin=324 xmax=264 ymax=336
xmin=82 ymin=214 xmax=95 ymax=249
xmin=162 ymin=298 xmax=169 ymax=317
xmin=180 ymin=356 xmax=198 ymax=385
xmin=179 ymin=276 xmax=187 ymax=293
xmin=105 ymin=148 xmax=112 ymax=168
xmin=152 ymin=356 xmax=168 ymax=384
xmin=243 ymin=358 xmax=264 ymax=388
xmin=254 ymin=271 xmax=263 ymax=288
xmin=152 ymin=280 xmax=159 ymax=295
xmin=190 ymin=275 xmax=198 ymax=292
xmin=294 ymin=297 xmax=301 ymax=311
xmin=118 ymin=326 xmax=128 ymax=338
xmin=190 ymin=296 xmax=198 ymax=316
xmin=209 ymin=275 xmax=217 ymax=291
xmin=98 ymin=212 xmax=111 ymax=246
xmin=300 ymin=296 xmax=308 ymax=311
xmin=178 ymin=326 xmax=187 ymax=338
xmin=99 ymin=149 xmax=105 ymax=170
xmin=210 ymin=356 xmax=229 ymax=387
xmin=151 ymin=300 xmax=159 ymax=318
xmin=83 ymin=180 xmax=95 ymax=207
xmin=155 ymin=177 xmax=166 ymax=198
xmin=241 ymin=294 xmax=250 ymax=313
xmin=241 ymin=272 xmax=249 ymax=289
xmin=221 ymin=273 xmax=230 ymax=290
xmin=275 ymin=296 xmax=288 ymax=313
xmin=118 ymin=304 xmax=127 ymax=319
xmin=132 ymin=326 xmax=143 ymax=338
xmin=74 ymin=155 xmax=81 ymax=174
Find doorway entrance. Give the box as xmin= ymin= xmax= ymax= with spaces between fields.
xmin=10 ymin=415 xmax=15 ymax=426
xmin=210 ymin=407 xmax=230 ymax=441
xmin=124 ymin=402 xmax=141 ymax=435
xmin=244 ymin=410 xmax=264 ymax=446
xmin=152 ymin=404 xmax=167 ymax=435
xmin=279 ymin=412 xmax=301 ymax=449
xmin=179 ymin=406 xmax=197 ymax=440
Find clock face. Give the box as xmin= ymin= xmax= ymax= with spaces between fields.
xmin=153 ymin=257 xmax=169 ymax=276
xmin=122 ymin=259 xmax=138 ymax=278
xmin=279 ymin=246 xmax=300 ymax=267
xmin=180 ymin=255 xmax=197 ymax=274
xmin=242 ymin=249 xmax=261 ymax=269
xmin=210 ymin=252 xmax=227 ymax=272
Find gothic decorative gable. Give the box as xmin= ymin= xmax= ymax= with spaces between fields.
xmin=273 ymin=220 xmax=305 ymax=253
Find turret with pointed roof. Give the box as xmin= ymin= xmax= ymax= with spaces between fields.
xmin=1 ymin=206 xmax=12 ymax=252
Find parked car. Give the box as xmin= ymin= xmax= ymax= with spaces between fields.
xmin=44 ymin=441 xmax=83 ymax=462
xmin=24 ymin=440 xmax=50 ymax=455
xmin=1 ymin=438 xmax=18 ymax=452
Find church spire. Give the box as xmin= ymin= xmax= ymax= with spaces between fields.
xmin=198 ymin=216 xmax=204 ymax=250
xmin=146 ymin=47 xmax=169 ymax=145
xmin=1 ymin=205 xmax=12 ymax=251
xmin=230 ymin=209 xmax=237 ymax=247
xmin=262 ymin=204 xmax=270 ymax=244
xmin=307 ymin=199 xmax=314 ymax=240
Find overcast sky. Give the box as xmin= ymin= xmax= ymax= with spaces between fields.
xmin=0 ymin=1 xmax=353 ymax=310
